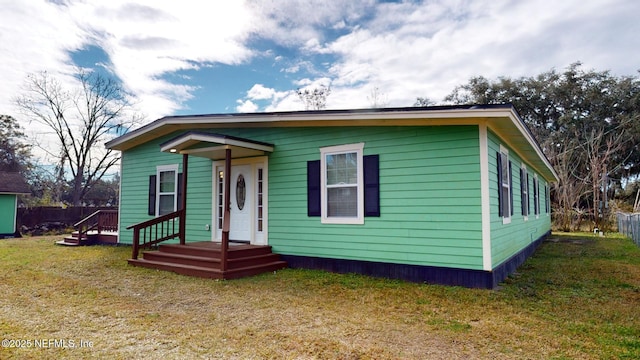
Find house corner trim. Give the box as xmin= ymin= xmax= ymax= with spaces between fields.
xmin=479 ymin=124 xmax=492 ymax=271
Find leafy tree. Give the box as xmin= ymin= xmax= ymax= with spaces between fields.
xmin=22 ymin=164 xmax=69 ymax=207
xmin=15 ymin=69 xmax=139 ymax=206
xmin=76 ymin=175 xmax=119 ymax=206
xmin=445 ymin=62 xmax=640 ymax=230
xmin=0 ymin=115 xmax=32 ymax=173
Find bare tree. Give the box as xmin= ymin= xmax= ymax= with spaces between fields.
xmin=582 ymin=127 xmax=627 ymax=228
xmin=367 ymin=86 xmax=388 ymax=108
xmin=15 ymin=69 xmax=140 ymax=206
xmin=548 ymin=141 xmax=588 ymax=231
xmin=296 ymin=85 xmax=331 ymax=110
xmin=413 ymin=97 xmax=435 ymax=107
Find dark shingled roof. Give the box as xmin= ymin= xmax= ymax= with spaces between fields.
xmin=0 ymin=172 xmax=30 ymax=194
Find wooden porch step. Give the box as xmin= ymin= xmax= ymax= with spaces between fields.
xmin=223 ymin=260 xmax=288 ymax=279
xmin=127 ymin=258 xmax=224 ymax=279
xmin=56 ymin=238 xmax=83 ymax=246
xmin=228 ymin=253 xmax=283 ymax=270
xmin=142 ymin=251 xmax=221 ymax=269
xmin=130 ymin=242 xmax=287 ymax=279
xmin=158 ymin=243 xmax=274 ymax=259
xmin=142 ymin=250 xmax=284 ymax=270
xmin=127 ymin=258 xmax=287 ymax=279
xmin=56 ymin=234 xmax=89 ymax=246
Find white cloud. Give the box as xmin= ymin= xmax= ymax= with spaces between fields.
xmin=315 ymin=0 xmax=640 ymax=107
xmin=1 ymin=1 xmax=257 ymax=123
xmin=236 ymin=83 xmax=294 ymax=112
xmin=2 ymin=0 xmax=640 ymax=158
xmin=244 ymin=0 xmax=374 ymax=47
xmin=236 ymin=99 xmax=258 ymax=113
xmin=264 ymin=92 xmax=302 ymax=112
xmin=246 ymin=84 xmax=276 ymax=100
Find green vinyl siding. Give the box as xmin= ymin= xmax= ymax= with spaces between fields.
xmin=119 ymin=125 xmax=485 ymax=269
xmin=487 ymin=130 xmax=551 ymax=268
xmin=119 ymin=135 xmax=213 ymax=244
xmin=0 ymin=195 xmax=17 ymax=234
xmin=210 ymin=125 xmax=482 ymax=269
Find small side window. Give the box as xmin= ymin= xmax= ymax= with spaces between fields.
xmin=533 ymin=175 xmax=540 ymax=217
xmin=155 ymin=164 xmax=179 ymax=216
xmin=521 ymin=166 xmax=529 ymax=218
xmin=545 ymin=183 xmax=550 ymax=214
xmin=497 ymin=146 xmax=511 ymax=224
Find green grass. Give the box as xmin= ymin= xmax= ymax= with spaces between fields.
xmin=0 ymin=232 xmax=639 ymax=359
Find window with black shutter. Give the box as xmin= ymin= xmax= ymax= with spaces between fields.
xmin=148 ymin=164 xmax=179 ymax=216
xmin=307 ymin=145 xmax=379 ymax=222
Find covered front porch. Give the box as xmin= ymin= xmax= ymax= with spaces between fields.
xmin=126 ymin=132 xmax=286 ymax=279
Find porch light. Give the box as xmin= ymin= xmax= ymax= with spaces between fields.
xmin=170 ymin=148 xmax=177 ymax=153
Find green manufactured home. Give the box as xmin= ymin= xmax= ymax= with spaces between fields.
xmin=106 ymin=105 xmax=558 ymax=288
xmin=0 ymin=172 xmax=30 ymax=238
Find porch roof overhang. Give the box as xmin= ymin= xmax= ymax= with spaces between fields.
xmin=159 ymin=131 xmax=274 ymax=160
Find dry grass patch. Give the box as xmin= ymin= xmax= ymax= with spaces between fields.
xmin=0 ymin=233 xmax=638 ymax=359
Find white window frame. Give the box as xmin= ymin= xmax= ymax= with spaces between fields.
xmin=320 ymin=143 xmax=364 ymax=225
xmin=500 ymin=145 xmax=511 ymax=225
xmin=156 ymin=164 xmax=178 ymax=216
xmin=533 ymin=174 xmax=540 ymax=218
xmin=545 ymin=182 xmax=550 ymax=216
xmin=521 ymin=165 xmax=529 ymax=221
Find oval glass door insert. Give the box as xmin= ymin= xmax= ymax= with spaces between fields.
xmin=236 ymin=174 xmax=246 ymax=210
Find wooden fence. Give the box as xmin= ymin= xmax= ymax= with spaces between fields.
xmin=17 ymin=206 xmax=118 ymax=228
xmin=617 ymin=212 xmax=640 ymax=247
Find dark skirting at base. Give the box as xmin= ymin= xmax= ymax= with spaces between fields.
xmin=0 ymin=231 xmax=22 ymax=239
xmin=281 ymin=231 xmax=550 ymax=289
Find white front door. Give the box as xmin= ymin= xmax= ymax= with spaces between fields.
xmin=229 ymin=164 xmax=252 ymax=241
xmin=214 ymin=158 xmax=267 ymax=245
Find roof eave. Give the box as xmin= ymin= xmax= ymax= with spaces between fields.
xmin=105 ymin=106 xmax=558 ymax=182
xmin=105 ymin=106 xmax=516 ymax=151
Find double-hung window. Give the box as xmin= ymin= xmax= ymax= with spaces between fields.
xmin=521 ymin=166 xmax=529 ymax=218
xmin=497 ymin=146 xmax=512 ymax=224
xmin=320 ymin=143 xmax=364 ymax=224
xmin=157 ymin=164 xmax=178 ymax=216
xmin=545 ymin=183 xmax=550 ymax=214
xmin=533 ymin=175 xmax=540 ymax=217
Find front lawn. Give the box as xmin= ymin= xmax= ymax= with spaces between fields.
xmin=0 ymin=233 xmax=638 ymax=359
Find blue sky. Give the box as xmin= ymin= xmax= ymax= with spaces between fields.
xmin=1 ymin=0 xmax=639 ymax=157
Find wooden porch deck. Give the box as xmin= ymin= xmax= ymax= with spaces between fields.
xmin=128 ymin=241 xmax=287 ymax=279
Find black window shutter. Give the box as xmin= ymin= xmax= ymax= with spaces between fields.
xmin=148 ymin=175 xmax=156 ymax=216
xmin=496 ymin=152 xmax=503 ymax=217
xmin=509 ymin=161 xmax=513 ymax=216
xmin=364 ymin=154 xmax=380 ymax=217
xmin=177 ymin=172 xmax=183 ymax=210
xmin=307 ymin=160 xmax=321 ymax=216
